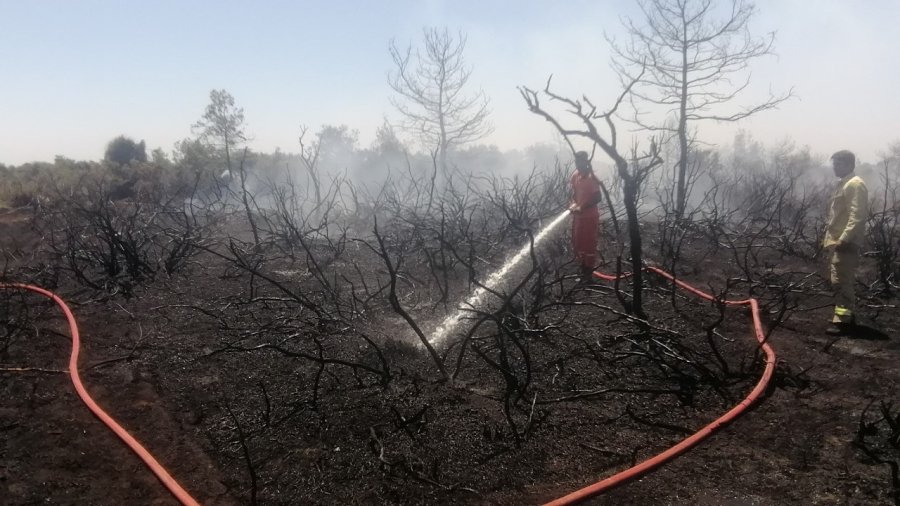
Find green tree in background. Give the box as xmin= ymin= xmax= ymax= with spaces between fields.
xmin=192 ymin=89 xmax=247 ymax=172
xmin=104 ymin=136 xmax=147 ymax=166
xmin=193 ymin=89 xmax=260 ymax=245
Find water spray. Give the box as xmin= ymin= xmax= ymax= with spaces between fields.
xmin=428 ymin=209 xmax=571 ymax=347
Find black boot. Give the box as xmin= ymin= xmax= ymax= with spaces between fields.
xmin=825 ymin=321 xmax=856 ymax=336
xmin=578 ymin=265 xmax=595 ymax=284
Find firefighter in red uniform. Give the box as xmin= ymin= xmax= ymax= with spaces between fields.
xmin=568 ymin=151 xmax=602 ymax=281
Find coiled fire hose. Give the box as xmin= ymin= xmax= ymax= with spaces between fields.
xmin=543 ymin=267 xmax=777 ymax=505
xmin=4 ymin=266 xmax=775 ymax=506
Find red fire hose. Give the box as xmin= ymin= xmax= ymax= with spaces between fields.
xmin=543 ymin=267 xmax=777 ymax=505
xmin=1 ymin=283 xmax=200 ymax=506
xmin=4 ymin=265 xmax=774 ymax=506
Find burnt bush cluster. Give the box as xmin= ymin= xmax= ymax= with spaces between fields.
xmin=29 ymin=167 xmax=216 ymax=296
xmin=3 ymin=133 xmax=899 ymax=502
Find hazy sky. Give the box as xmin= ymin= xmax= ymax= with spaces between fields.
xmin=2 ymin=0 xmax=898 ymax=166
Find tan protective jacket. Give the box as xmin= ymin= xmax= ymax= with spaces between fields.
xmin=824 ymin=173 xmax=868 ymax=248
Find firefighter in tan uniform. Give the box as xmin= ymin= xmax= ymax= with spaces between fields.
xmin=824 ymin=150 xmax=868 ymax=335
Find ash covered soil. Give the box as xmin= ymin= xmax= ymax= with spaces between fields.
xmin=2 ymin=209 xmax=898 ymax=505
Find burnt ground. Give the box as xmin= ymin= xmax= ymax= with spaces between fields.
xmin=1 ymin=207 xmax=899 ymax=506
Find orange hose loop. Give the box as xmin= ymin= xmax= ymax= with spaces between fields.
xmin=4 ymin=266 xmax=773 ymax=506
xmin=544 ymin=268 xmax=777 ymax=505
xmin=2 ymin=283 xmax=200 ymax=506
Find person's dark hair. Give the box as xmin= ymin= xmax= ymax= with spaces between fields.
xmin=575 ymin=151 xmax=591 ymax=171
xmin=831 ymin=150 xmax=855 ymax=169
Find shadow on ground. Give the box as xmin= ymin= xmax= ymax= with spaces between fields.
xmin=848 ymin=324 xmax=891 ymax=341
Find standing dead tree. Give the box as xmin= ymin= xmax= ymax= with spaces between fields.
xmin=388 ymin=27 xmax=492 ymax=172
xmin=519 ymin=74 xmax=662 ymax=318
xmin=611 ymin=0 xmax=792 ymax=218
xmin=297 ymin=126 xmax=325 ymax=211
xmin=867 ymin=158 xmax=900 ymax=296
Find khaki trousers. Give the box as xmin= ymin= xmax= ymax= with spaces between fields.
xmin=830 ymin=245 xmax=860 ymax=323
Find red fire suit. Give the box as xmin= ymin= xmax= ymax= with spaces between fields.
xmin=570 ymin=171 xmax=601 ymax=268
